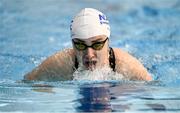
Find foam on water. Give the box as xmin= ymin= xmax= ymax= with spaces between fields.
xmin=73 ymin=66 xmax=124 ymax=81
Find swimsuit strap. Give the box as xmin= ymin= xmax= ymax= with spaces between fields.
xmin=75 ymin=56 xmax=79 ymax=70
xmin=109 ymin=47 xmax=116 ymax=71
xmin=74 ymin=47 xmax=116 ymax=71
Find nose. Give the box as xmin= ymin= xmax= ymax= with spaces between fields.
xmin=86 ymin=47 xmax=95 ymax=59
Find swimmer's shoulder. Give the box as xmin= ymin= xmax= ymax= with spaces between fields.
xmin=112 ymin=48 xmax=138 ymax=68
xmin=53 ymin=48 xmax=75 ymax=60
xmin=24 ymin=48 xmax=75 ymax=81
xmin=43 ymin=48 xmax=75 ymax=67
xmin=112 ymin=48 xmax=133 ymax=61
xmin=43 ymin=48 xmax=75 ymax=74
xmin=112 ymin=48 xmax=152 ymax=81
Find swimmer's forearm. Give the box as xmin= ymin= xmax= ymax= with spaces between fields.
xmin=24 ymin=68 xmax=41 ymax=80
xmin=137 ymin=73 xmax=152 ymax=81
xmin=24 ymin=62 xmax=51 ymax=80
xmin=130 ymin=68 xmax=152 ymax=81
xmin=24 ymin=72 xmax=36 ymax=80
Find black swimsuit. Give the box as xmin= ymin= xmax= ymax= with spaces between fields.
xmin=74 ymin=47 xmax=116 ymax=71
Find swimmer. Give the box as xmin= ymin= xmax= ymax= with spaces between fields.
xmin=24 ymin=8 xmax=152 ymax=81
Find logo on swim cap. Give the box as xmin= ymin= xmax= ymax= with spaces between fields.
xmin=70 ymin=8 xmax=110 ymax=39
xmin=70 ymin=20 xmax=73 ymax=31
xmin=99 ymin=14 xmax=109 ymax=25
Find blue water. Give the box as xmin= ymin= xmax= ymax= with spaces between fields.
xmin=0 ymin=0 xmax=180 ymax=112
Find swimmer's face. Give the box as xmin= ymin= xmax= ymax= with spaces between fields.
xmin=72 ymin=35 xmax=109 ymax=70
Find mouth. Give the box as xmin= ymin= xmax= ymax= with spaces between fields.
xmin=84 ymin=60 xmax=97 ymax=70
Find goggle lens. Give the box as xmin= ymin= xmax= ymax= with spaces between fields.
xmin=73 ymin=38 xmax=108 ymax=51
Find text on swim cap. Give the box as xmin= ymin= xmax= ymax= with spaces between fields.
xmin=70 ymin=20 xmax=73 ymax=31
xmin=99 ymin=14 xmax=109 ymax=25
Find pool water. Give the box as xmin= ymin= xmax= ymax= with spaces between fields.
xmin=0 ymin=0 xmax=180 ymax=112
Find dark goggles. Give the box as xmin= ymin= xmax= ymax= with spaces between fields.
xmin=72 ymin=38 xmax=108 ymax=51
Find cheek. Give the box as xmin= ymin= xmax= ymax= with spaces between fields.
xmin=96 ymin=48 xmax=108 ymax=60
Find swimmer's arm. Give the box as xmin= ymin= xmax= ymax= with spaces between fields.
xmin=24 ymin=56 xmax=60 ymax=81
xmin=24 ymin=49 xmax=74 ymax=81
xmin=114 ymin=48 xmax=152 ymax=81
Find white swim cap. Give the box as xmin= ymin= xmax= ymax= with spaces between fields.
xmin=70 ymin=8 xmax=110 ymax=39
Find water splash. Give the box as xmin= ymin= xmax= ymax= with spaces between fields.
xmin=73 ymin=66 xmax=124 ymax=81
